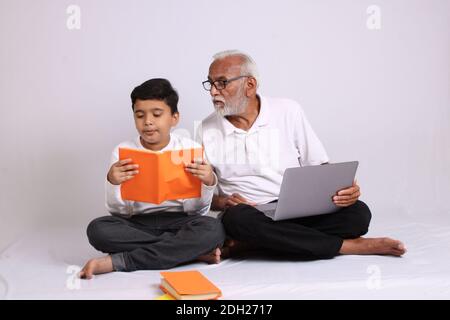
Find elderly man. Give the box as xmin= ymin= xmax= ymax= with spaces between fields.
xmin=196 ymin=50 xmax=406 ymax=260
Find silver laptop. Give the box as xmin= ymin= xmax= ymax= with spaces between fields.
xmin=255 ymin=161 xmax=359 ymax=221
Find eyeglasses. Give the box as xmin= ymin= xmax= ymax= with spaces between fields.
xmin=202 ymin=75 xmax=249 ymax=91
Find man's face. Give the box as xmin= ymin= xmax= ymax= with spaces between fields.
xmin=133 ymin=99 xmax=179 ymax=148
xmin=208 ymin=57 xmax=249 ymax=116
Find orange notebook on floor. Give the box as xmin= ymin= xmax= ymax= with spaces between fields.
xmin=119 ymin=147 xmax=203 ymax=204
xmin=159 ymin=270 xmax=222 ymax=300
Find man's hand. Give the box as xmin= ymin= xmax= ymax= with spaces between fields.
xmin=185 ymin=158 xmax=216 ymax=186
xmin=211 ymin=193 xmax=256 ymax=211
xmin=333 ymin=180 xmax=360 ymax=207
xmin=226 ymin=193 xmax=257 ymax=207
xmin=107 ymin=159 xmax=139 ymax=185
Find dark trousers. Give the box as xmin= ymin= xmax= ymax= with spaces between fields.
xmin=222 ymin=200 xmax=371 ymax=260
xmin=86 ymin=212 xmax=226 ymax=271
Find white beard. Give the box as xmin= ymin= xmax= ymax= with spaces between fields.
xmin=213 ymin=87 xmax=249 ymax=116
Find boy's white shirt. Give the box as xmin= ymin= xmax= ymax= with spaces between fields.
xmin=105 ymin=132 xmax=217 ymax=217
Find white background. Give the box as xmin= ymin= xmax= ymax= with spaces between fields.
xmin=1 ymin=0 xmax=449 ymax=251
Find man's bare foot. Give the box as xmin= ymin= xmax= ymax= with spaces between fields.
xmin=340 ymin=237 xmax=406 ymax=256
xmin=197 ymin=248 xmax=221 ymax=264
xmin=221 ymin=239 xmax=255 ymax=259
xmin=79 ymin=255 xmax=114 ymax=279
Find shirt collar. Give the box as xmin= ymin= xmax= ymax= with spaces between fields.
xmin=252 ymin=95 xmax=269 ymax=128
xmin=136 ymin=133 xmax=173 ymax=152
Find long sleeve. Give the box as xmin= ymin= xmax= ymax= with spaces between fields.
xmin=182 ymin=172 xmax=218 ymax=215
xmin=105 ymin=146 xmax=135 ymax=216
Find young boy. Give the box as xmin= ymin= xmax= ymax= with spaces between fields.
xmin=80 ymin=78 xmax=225 ymax=279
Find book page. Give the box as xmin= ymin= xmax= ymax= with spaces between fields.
xmin=119 ymin=148 xmax=159 ymax=203
xmin=158 ymin=148 xmax=203 ymax=203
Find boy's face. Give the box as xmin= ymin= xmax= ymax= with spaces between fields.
xmin=133 ymin=99 xmax=179 ymax=150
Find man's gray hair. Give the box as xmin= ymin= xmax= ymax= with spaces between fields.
xmin=212 ymin=50 xmax=260 ymax=88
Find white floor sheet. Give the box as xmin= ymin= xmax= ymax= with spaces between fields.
xmin=1 ymin=215 xmax=449 ymax=300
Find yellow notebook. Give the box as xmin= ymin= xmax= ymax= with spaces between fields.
xmin=119 ymin=147 xmax=203 ymax=204
xmin=159 ymin=270 xmax=222 ymax=300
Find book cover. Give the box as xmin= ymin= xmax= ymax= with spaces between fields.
xmin=159 ymin=270 xmax=222 ymax=300
xmin=119 ymin=147 xmax=203 ymax=204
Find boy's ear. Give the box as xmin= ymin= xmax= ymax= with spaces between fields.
xmin=171 ymin=112 xmax=180 ymax=127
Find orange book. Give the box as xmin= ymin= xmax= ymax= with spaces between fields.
xmin=159 ymin=270 xmax=222 ymax=300
xmin=119 ymin=147 xmax=203 ymax=204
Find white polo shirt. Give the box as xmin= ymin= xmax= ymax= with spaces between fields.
xmin=196 ymin=95 xmax=329 ymax=205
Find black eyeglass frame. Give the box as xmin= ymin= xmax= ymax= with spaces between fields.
xmin=202 ymin=75 xmax=250 ymax=91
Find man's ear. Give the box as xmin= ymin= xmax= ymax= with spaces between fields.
xmin=171 ymin=112 xmax=180 ymax=127
xmin=245 ymin=77 xmax=258 ymax=97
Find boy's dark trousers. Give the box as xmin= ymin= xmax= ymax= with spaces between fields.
xmin=222 ymin=200 xmax=372 ymax=259
xmin=87 ymin=212 xmax=225 ymax=271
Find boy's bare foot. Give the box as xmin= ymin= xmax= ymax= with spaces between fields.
xmin=340 ymin=237 xmax=406 ymax=256
xmin=79 ymin=255 xmax=114 ymax=279
xmin=197 ymin=248 xmax=221 ymax=264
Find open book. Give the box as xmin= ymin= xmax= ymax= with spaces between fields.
xmin=159 ymin=270 xmax=222 ymax=300
xmin=119 ymin=147 xmax=203 ymax=204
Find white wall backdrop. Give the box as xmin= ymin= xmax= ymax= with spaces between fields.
xmin=1 ymin=0 xmax=449 ymax=251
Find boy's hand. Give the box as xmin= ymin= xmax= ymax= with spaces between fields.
xmin=107 ymin=159 xmax=139 ymax=185
xmin=185 ymin=158 xmax=216 ymax=186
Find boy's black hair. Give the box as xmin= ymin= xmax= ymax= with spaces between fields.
xmin=130 ymin=78 xmax=179 ymax=114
